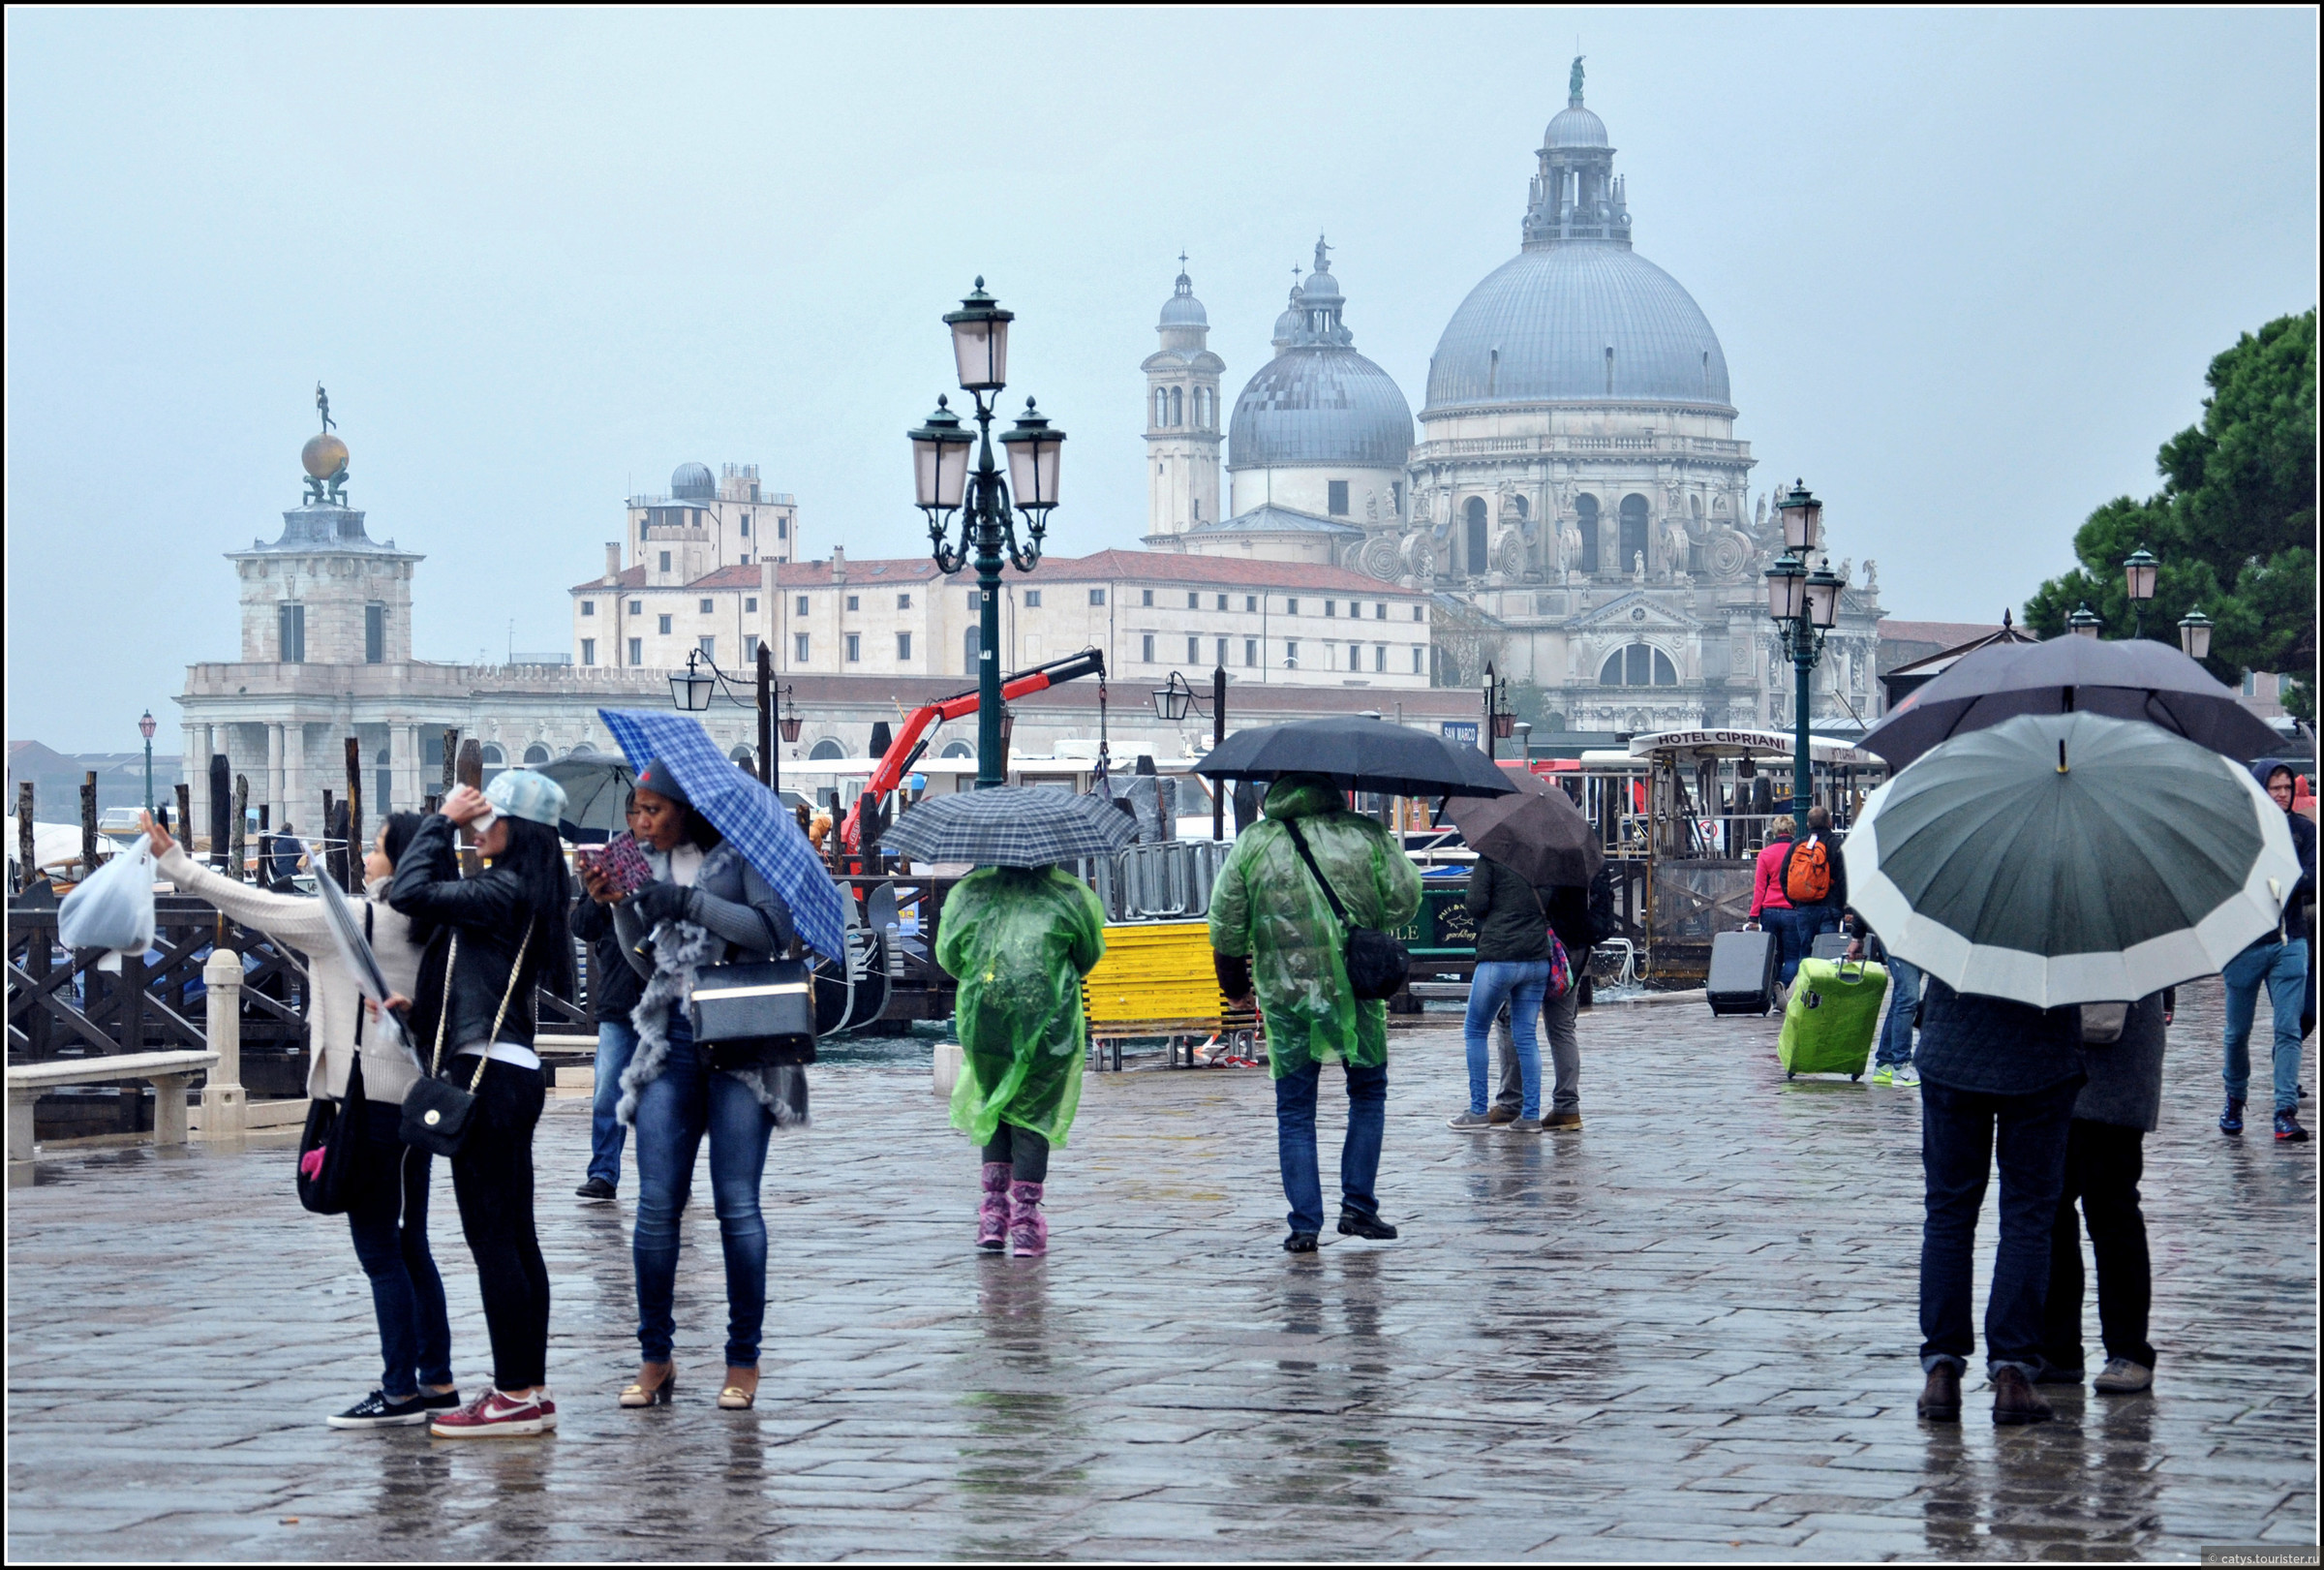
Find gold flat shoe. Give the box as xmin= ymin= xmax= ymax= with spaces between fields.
xmin=718 ymin=1370 xmax=758 ymax=1410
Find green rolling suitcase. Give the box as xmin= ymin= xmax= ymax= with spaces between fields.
xmin=1778 ymin=957 xmax=1889 ymax=1080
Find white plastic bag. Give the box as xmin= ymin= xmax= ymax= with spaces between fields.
xmin=58 ymin=840 xmax=158 ymax=972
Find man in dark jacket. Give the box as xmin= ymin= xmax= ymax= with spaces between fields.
xmin=2218 ymin=759 xmax=2315 ymax=1142
xmin=1490 ymin=866 xmax=1605 ymax=1130
xmin=1913 ymin=978 xmax=2087 ymax=1427
xmin=2038 ymin=993 xmax=2167 ymax=1396
xmin=571 ymin=792 xmax=648 ymax=1199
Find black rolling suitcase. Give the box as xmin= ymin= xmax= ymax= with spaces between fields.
xmin=1708 ymin=927 xmax=1779 ymax=1016
xmin=1809 ymin=931 xmax=1852 ymax=963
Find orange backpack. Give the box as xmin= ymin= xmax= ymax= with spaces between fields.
xmin=1785 ymin=835 xmax=1832 ymax=905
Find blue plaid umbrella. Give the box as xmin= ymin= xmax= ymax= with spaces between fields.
xmin=598 ymin=709 xmax=847 ymax=961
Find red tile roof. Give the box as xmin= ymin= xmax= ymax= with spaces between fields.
xmin=1879 ymin=621 xmax=2004 ymax=647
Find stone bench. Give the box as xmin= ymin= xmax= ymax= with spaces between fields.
xmin=8 ymin=1050 xmax=222 ymax=1162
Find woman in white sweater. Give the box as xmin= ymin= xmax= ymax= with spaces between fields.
xmin=143 ymin=811 xmax=459 ymax=1430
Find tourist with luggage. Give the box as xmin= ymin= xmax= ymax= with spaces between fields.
xmin=936 ymin=860 xmax=1106 ymax=1258
xmin=2037 ymin=993 xmax=2167 ymax=1397
xmin=569 ymin=789 xmax=648 ymax=1202
xmin=1787 ymin=804 xmax=1850 ymax=952
xmin=1489 ymin=863 xmax=1608 ymax=1130
xmin=1210 ymin=773 xmax=1422 ymax=1253
xmin=142 ymin=809 xmax=457 ymax=1429
xmin=1912 ymin=978 xmax=2086 ymax=1426
xmin=1847 ymin=924 xmax=1920 ymax=1088
xmin=1450 ymin=852 xmax=1558 ymax=1132
xmin=589 ymin=758 xmax=799 ymax=1413
xmin=2218 ymin=759 xmax=2314 ymax=1142
xmin=387 ymin=770 xmax=574 ymax=1438
xmin=1749 ymin=816 xmax=1804 ymax=985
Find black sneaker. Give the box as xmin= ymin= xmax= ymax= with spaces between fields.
xmin=2276 ymin=1109 xmax=2309 ymax=1143
xmin=419 ymin=1388 xmax=462 ymax=1411
xmin=2220 ymin=1096 xmax=2246 ymax=1136
xmin=575 ymin=1177 xmax=617 ymax=1201
xmin=1282 ymin=1231 xmax=1319 ymax=1254
xmin=328 ymin=1389 xmax=432 ymax=1429
xmin=1337 ymin=1211 xmax=1398 ymax=1240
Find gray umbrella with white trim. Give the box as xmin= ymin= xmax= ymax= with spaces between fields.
xmin=1848 ymin=712 xmax=2300 ymax=1008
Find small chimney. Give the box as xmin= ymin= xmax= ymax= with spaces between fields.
xmin=604 ymin=542 xmax=621 ymax=582
xmin=831 ymin=544 xmax=846 ymax=581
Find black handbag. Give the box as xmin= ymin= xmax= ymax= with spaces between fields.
xmin=689 ymin=957 xmax=818 ymax=1070
xmin=400 ymin=924 xmax=532 ymax=1158
xmin=1281 ymin=818 xmax=1411 ymax=1002
xmin=297 ymin=905 xmax=375 ymax=1214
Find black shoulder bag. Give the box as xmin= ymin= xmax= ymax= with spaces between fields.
xmin=399 ymin=923 xmax=532 ymax=1159
xmin=689 ymin=957 xmax=818 ymax=1069
xmin=295 ymin=908 xmax=371 ymax=1214
xmin=1281 ymin=818 xmax=1410 ymax=1002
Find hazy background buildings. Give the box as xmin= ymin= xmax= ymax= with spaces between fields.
xmin=5 ymin=8 xmax=2317 ymax=752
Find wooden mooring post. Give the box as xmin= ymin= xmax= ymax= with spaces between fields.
xmin=79 ymin=772 xmax=97 ymax=878
xmin=343 ymin=736 xmax=364 ymax=893
xmin=229 ymin=775 xmax=249 ymax=881
xmin=16 ymin=782 xmax=33 ymax=893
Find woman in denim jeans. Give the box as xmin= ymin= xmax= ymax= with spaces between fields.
xmin=1451 ymin=853 xmax=1556 ymax=1132
xmin=586 ymin=759 xmax=796 ymax=1414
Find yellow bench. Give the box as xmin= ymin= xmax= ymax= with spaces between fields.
xmin=1081 ymin=919 xmax=1258 ymax=1069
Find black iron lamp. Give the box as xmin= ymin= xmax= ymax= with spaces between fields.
xmin=2068 ymin=602 xmax=2102 ymax=639
xmin=1803 ymin=562 xmax=1844 ymax=630
xmin=2178 ymin=605 xmax=2213 ymax=661
xmin=1777 ymin=479 xmax=1822 ymax=554
xmin=669 ymin=648 xmax=719 ymax=712
xmin=2123 ymin=544 xmax=2158 ymax=636
xmin=1150 ymin=670 xmax=1208 ymax=723
xmin=909 ymin=398 xmax=975 ymax=515
xmin=1764 ymin=553 xmax=1808 ymax=621
xmin=943 ymin=278 xmax=1012 ymax=392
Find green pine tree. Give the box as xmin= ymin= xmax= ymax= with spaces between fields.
xmin=2025 ymin=309 xmax=2316 ymax=721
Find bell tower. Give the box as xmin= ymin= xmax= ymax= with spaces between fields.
xmin=1142 ymin=258 xmax=1225 ymax=547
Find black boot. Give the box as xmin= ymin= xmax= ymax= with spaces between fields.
xmin=1337 ymin=1210 xmax=1397 ymax=1240
xmin=1282 ymin=1231 xmax=1319 ymax=1254
xmin=1991 ymin=1365 xmax=2054 ymax=1426
xmin=1916 ymin=1364 xmax=1961 ymax=1422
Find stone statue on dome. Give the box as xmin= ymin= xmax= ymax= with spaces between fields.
xmin=1570 ymin=55 xmax=1585 ymax=102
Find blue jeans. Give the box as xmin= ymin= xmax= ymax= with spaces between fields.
xmin=630 ymin=1010 xmax=777 ymax=1367
xmin=1763 ymin=908 xmax=1809 ymax=985
xmin=1877 ymin=957 xmax=1921 ymax=1068
xmin=2221 ymin=938 xmax=2308 ymax=1113
xmin=1918 ymin=1076 xmax=2082 ymax=1375
xmin=345 ymin=1100 xmax=453 ymax=1401
xmin=1465 ymin=960 xmax=1549 ymax=1117
xmin=588 ymin=1020 xmax=639 ymax=1187
xmin=1274 ymin=1058 xmax=1388 ymax=1236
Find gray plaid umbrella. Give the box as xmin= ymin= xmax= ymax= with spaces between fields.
xmin=1850 ymin=712 xmax=2300 ymax=1007
xmin=879 ymin=786 xmax=1141 ymax=868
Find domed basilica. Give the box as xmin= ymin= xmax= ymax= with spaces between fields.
xmin=1144 ymin=62 xmax=1881 ymax=732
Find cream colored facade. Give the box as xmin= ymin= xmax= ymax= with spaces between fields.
xmin=627 ymin=461 xmax=799 ymax=580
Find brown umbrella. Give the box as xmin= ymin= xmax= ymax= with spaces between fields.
xmin=1446 ymin=769 xmax=1604 ymax=888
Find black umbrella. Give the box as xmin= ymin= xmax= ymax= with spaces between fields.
xmin=538 ymin=755 xmax=635 ymax=840
xmin=1446 ymin=769 xmax=1604 ymax=887
xmin=1861 ymin=634 xmax=2279 ymax=770
xmin=1193 ymin=717 xmax=1516 ymax=799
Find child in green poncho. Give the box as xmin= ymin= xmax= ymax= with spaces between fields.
xmin=935 ymin=864 xmax=1106 ymax=1257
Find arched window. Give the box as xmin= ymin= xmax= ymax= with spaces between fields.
xmin=963 ymin=625 xmax=981 ymax=676
xmin=1464 ymin=496 xmax=1489 ymax=574
xmin=809 ymin=738 xmax=845 ymax=761
xmin=522 ymin=744 xmax=549 ymax=765
xmin=479 ymin=743 xmax=506 ymax=785
xmin=1196 ymin=387 xmax=1211 ymax=427
xmin=1575 ymin=495 xmax=1600 ymax=574
xmin=1619 ymin=495 xmax=1651 ymax=575
xmin=567 ymin=743 xmax=597 ymax=758
xmin=1154 ymin=388 xmax=1167 ymax=428
xmin=1598 ymin=644 xmax=1679 ymax=687
xmin=1512 ymin=494 xmax=1528 ymax=520
xmin=1169 ymin=385 xmax=1183 ymax=426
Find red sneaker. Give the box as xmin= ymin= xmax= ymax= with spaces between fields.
xmin=429 ymin=1388 xmax=552 ymax=1437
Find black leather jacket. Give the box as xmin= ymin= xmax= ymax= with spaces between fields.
xmin=387 ymin=814 xmax=556 ymax=1056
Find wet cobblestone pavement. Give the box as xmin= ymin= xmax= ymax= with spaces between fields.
xmin=8 ymin=980 xmax=2316 ymax=1559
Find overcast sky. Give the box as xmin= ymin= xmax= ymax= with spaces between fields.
xmin=6 ymin=8 xmax=2315 ymax=752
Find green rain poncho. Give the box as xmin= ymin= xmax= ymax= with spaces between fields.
xmin=1208 ymin=775 xmax=1423 ymax=1079
xmin=937 ymin=865 xmax=1107 ymax=1148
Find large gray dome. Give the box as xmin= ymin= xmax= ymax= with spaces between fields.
xmin=671 ymin=461 xmax=715 ymax=500
xmin=1422 ymin=243 xmax=1730 ymax=415
xmin=1229 ymin=347 xmax=1415 ymax=470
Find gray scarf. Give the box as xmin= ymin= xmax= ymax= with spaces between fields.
xmin=615 ymin=841 xmax=808 ymax=1127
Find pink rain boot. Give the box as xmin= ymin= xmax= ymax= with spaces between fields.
xmin=1008 ymin=1181 xmax=1048 ymax=1258
xmin=976 ymin=1163 xmax=1011 ymax=1251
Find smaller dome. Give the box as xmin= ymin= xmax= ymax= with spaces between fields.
xmin=671 ymin=461 xmax=715 ymax=500
xmin=1158 ymin=269 xmax=1208 ymax=328
xmin=301 ymin=432 xmax=349 ymax=479
xmin=1545 ymin=103 xmax=1607 ymax=148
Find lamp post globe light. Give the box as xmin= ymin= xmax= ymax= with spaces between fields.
xmin=1761 ymin=480 xmax=1844 ymax=817
xmin=2178 ymin=605 xmax=2213 ymax=662
xmin=2122 ymin=544 xmax=2158 ymax=637
xmin=911 ymin=278 xmax=1065 ymax=789
xmin=2068 ymin=602 xmax=2103 ymax=639
xmin=138 ymin=709 xmax=157 ymax=815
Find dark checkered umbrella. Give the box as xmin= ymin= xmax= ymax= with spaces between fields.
xmin=878 ymin=786 xmax=1142 ymax=868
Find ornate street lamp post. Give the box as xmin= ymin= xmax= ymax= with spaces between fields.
xmin=667 ymin=646 xmax=797 ymax=797
xmin=138 ymin=710 xmax=157 ymax=816
xmin=2122 ymin=545 xmax=2158 ymax=638
xmin=1763 ymin=480 xmax=1840 ymax=817
xmin=1150 ymin=669 xmax=1230 ymax=839
xmin=911 ymin=279 xmax=1065 ymax=790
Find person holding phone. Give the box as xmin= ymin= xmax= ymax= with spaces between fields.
xmin=141 ymin=809 xmax=455 ymax=1429
xmin=569 ymin=793 xmax=651 ymax=1201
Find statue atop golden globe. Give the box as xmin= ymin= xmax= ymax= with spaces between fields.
xmin=301 ymin=382 xmax=350 ymax=505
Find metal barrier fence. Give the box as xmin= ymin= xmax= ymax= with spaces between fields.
xmin=1073 ymin=841 xmax=1232 ymax=923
